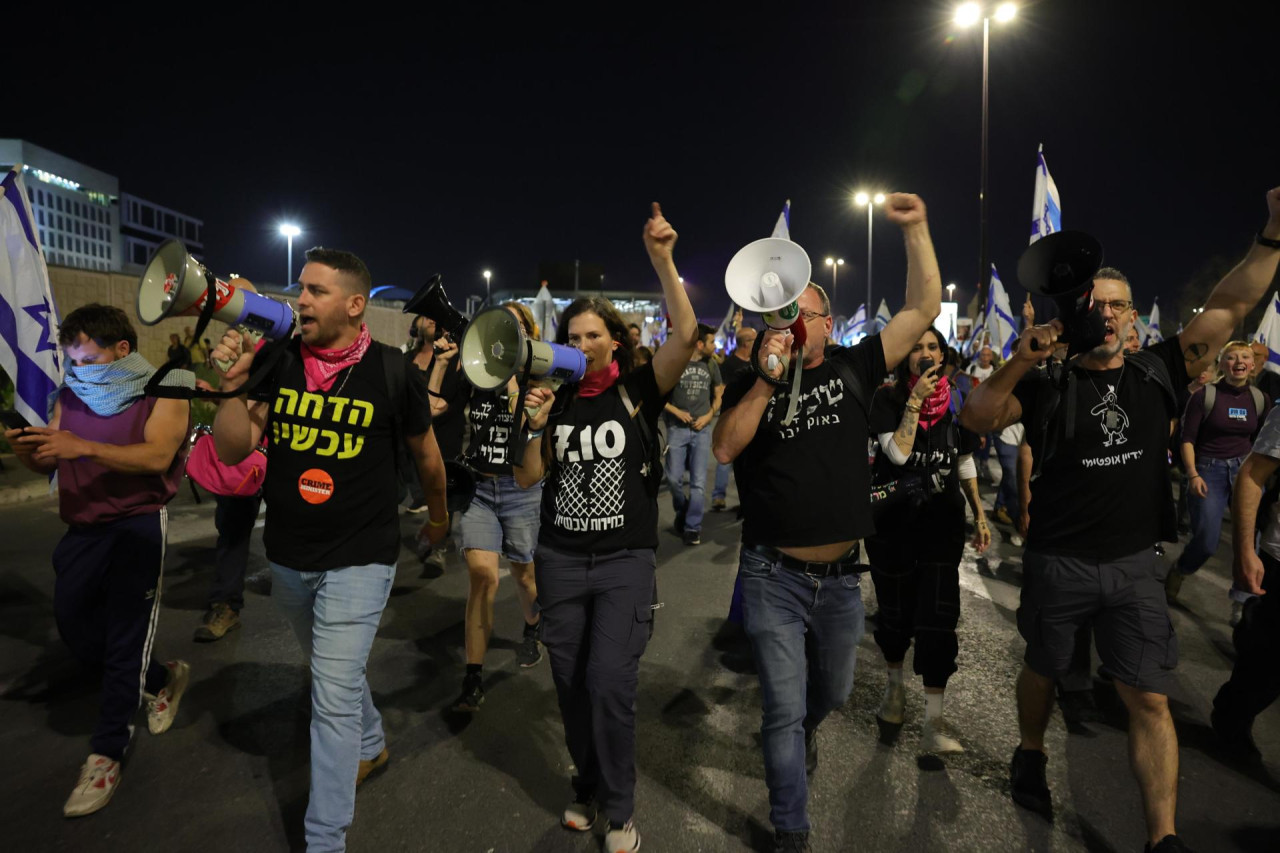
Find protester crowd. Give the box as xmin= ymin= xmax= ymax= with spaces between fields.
xmin=5 ymin=189 xmax=1280 ymax=853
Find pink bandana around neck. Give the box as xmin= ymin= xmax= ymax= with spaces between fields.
xmin=578 ymin=360 xmax=621 ymax=397
xmin=301 ymin=324 xmax=372 ymax=392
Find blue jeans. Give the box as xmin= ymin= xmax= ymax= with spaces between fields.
xmin=665 ymin=422 xmax=712 ymax=532
xmin=271 ymin=562 xmax=395 ymax=853
xmin=739 ymin=546 xmax=865 ymax=833
xmin=1176 ymin=455 xmax=1243 ymax=576
xmin=993 ymin=437 xmax=1020 ymax=513
xmin=712 ymin=460 xmax=733 ymax=503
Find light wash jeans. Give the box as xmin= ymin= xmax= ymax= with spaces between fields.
xmin=1176 ymin=455 xmax=1243 ymax=576
xmin=665 ymin=422 xmax=713 ymax=533
xmin=712 ymin=460 xmax=733 ymax=503
xmin=271 ymin=561 xmax=395 ymax=853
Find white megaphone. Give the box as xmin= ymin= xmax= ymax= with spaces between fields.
xmin=461 ymin=306 xmax=587 ymax=395
xmin=137 ymin=239 xmax=295 ymax=368
xmin=725 ymin=237 xmax=812 ymax=331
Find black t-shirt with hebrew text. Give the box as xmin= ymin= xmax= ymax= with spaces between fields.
xmin=258 ymin=341 xmax=432 ymax=571
xmin=538 ymin=362 xmax=666 ymax=554
xmin=1014 ymin=337 xmax=1188 ymax=559
xmin=466 ymin=388 xmax=519 ymax=477
xmin=722 ymin=335 xmax=886 ymax=548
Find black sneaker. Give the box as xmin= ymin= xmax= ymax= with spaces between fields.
xmin=1058 ymin=688 xmax=1105 ymax=725
xmin=804 ymin=727 xmax=818 ymax=777
xmin=450 ymin=673 xmax=484 ymax=713
xmin=1009 ymin=746 xmax=1052 ymax=819
xmin=683 ymin=529 xmax=702 ymax=546
xmin=774 ymin=830 xmax=811 ymax=852
xmin=1146 ymin=835 xmax=1193 ymax=852
xmin=516 ymin=622 xmax=543 ymax=668
xmin=1211 ymin=706 xmax=1262 ymax=763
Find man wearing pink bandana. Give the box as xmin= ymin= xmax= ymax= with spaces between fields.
xmin=211 ymin=247 xmax=448 ymax=852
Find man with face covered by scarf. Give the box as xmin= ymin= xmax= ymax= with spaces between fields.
xmin=6 ymin=303 xmax=194 ymax=819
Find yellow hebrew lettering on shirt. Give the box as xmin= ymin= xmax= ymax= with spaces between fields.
xmin=276 ymin=422 xmax=292 ymax=440
xmin=290 ymin=426 xmax=319 ymax=451
xmin=329 ymin=397 xmax=349 ymax=423
xmin=298 ymin=392 xmax=325 ymax=420
xmin=338 ymin=433 xmax=364 ymax=459
xmin=316 ymin=429 xmax=340 ymax=457
xmin=275 ymin=387 xmax=299 ymax=416
xmin=348 ymin=400 xmax=374 ymax=428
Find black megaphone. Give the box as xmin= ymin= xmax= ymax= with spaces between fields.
xmin=403 ymin=274 xmax=469 ymax=341
xmin=1017 ymin=230 xmax=1106 ymax=357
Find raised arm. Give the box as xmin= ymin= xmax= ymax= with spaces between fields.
xmin=211 ymin=327 xmax=269 ymax=464
xmin=1179 ymin=187 xmax=1280 ymax=379
xmin=878 ymin=194 xmax=942 ymax=371
xmin=646 ymin=202 xmax=699 ymax=394
xmin=960 ymin=321 xmax=1062 ymax=434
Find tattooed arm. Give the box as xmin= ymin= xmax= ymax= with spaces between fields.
xmin=1179 ymin=187 xmax=1280 ymax=379
xmin=958 ymin=458 xmax=991 ymax=553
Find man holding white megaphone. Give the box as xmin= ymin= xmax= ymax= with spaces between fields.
xmin=209 ymin=246 xmax=450 ymax=852
xmin=713 ymin=193 xmax=941 ymax=853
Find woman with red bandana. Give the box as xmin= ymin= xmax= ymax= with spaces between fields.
xmin=867 ymin=326 xmax=990 ymax=757
xmin=514 ymin=203 xmax=697 ymax=853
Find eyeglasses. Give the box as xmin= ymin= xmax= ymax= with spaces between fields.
xmin=1095 ymin=299 xmax=1133 ymax=313
xmin=800 ymin=310 xmax=830 ymax=321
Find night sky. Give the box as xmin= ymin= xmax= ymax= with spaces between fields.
xmin=11 ymin=2 xmax=1279 ymax=327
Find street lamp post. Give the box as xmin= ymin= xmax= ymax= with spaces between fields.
xmin=947 ymin=282 xmax=957 ymax=302
xmin=279 ymin=223 xmax=301 ymax=287
xmin=824 ymin=257 xmax=844 ymax=311
xmin=483 ymin=269 xmax=492 ymax=305
xmin=854 ymin=191 xmax=886 ymax=314
xmin=955 ymin=2 xmax=1017 ymax=310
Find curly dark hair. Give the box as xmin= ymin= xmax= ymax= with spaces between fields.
xmin=58 ymin=303 xmax=137 ymax=353
xmin=888 ymin=326 xmax=949 ymax=403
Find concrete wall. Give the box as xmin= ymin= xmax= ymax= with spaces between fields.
xmin=47 ymin=264 xmax=411 ymax=368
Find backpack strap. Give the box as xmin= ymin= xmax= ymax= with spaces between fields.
xmin=381 ymin=344 xmax=408 ymax=476
xmin=1250 ymin=385 xmax=1265 ymax=417
xmin=826 ymin=349 xmax=869 ymax=420
xmin=1202 ymin=382 xmax=1216 ymax=416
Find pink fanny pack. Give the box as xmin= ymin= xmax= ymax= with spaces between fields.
xmin=185 ymin=432 xmax=267 ymax=497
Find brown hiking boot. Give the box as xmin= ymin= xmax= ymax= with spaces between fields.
xmin=193 ymin=603 xmax=241 ymax=642
xmin=356 ymin=748 xmax=389 ymax=787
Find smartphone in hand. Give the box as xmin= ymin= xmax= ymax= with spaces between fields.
xmin=0 ymin=409 xmax=31 ymax=431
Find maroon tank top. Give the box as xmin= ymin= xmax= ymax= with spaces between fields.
xmin=56 ymin=389 xmax=187 ymax=526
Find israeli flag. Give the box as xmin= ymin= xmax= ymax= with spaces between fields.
xmin=1030 ymin=144 xmax=1062 ymax=244
xmin=1144 ymin=298 xmax=1164 ymax=345
xmin=841 ymin=303 xmax=867 ymax=345
xmin=1 ymin=167 xmax=62 ymax=427
xmin=1252 ymin=292 xmax=1280 ymax=376
xmin=873 ymin=298 xmax=892 ymax=334
xmin=987 ymin=265 xmax=1020 ymax=359
xmin=771 ymin=199 xmax=791 ymax=240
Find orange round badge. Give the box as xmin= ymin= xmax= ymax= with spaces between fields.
xmin=298 ymin=469 xmax=334 ymax=505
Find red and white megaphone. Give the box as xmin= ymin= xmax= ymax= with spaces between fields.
xmin=137 ymin=240 xmax=295 ymax=369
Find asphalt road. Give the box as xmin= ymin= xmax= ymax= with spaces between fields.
xmin=1 ymin=466 xmax=1277 ymax=852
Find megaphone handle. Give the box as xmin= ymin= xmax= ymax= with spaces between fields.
xmin=147 ymin=269 xmax=222 ymax=397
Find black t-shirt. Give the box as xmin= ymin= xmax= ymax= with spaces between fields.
xmin=424 ymin=354 xmax=467 ymax=460
xmin=868 ymin=390 xmax=979 ymax=546
xmin=259 ymin=341 xmax=432 ymax=571
xmin=719 ymin=354 xmax=752 ymax=390
xmin=1015 ymin=337 xmax=1188 ymax=559
xmin=539 ymin=362 xmax=666 ymax=554
xmin=466 ymin=388 xmax=519 ymax=477
xmin=722 ymin=335 xmax=887 ymax=548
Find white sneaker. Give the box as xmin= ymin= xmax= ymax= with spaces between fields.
xmin=605 ymin=819 xmax=641 ymax=852
xmin=63 ymin=754 xmax=120 ymax=817
xmin=562 ymin=796 xmax=597 ymax=832
xmin=877 ymin=680 xmax=906 ymax=725
xmin=145 ymin=660 xmax=190 ymax=735
xmin=920 ymin=716 xmax=965 ymax=755
xmin=1230 ymin=600 xmax=1245 ymax=627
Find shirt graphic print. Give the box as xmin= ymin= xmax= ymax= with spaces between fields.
xmin=551 ymin=419 xmax=629 ymax=533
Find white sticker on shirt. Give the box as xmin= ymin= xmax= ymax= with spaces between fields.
xmin=1229 ymin=407 xmax=1248 ymax=421
xmin=551 ymin=420 xmax=628 ymax=532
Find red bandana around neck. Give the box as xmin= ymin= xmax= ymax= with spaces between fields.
xmin=907 ymin=372 xmax=952 ymax=430
xmin=301 ymin=324 xmax=372 ymax=392
xmin=578 ymin=360 xmax=621 ymax=398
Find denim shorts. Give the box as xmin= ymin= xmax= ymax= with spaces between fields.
xmin=455 ymin=474 xmax=543 ymax=563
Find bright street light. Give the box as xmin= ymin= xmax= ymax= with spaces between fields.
xmin=952 ymin=2 xmax=1019 ymax=310
xmin=483 ymin=269 xmax=492 ymax=305
xmin=947 ymin=282 xmax=957 ymax=301
xmin=278 ymin=223 xmax=301 ymax=287
xmin=853 ymin=191 xmax=887 ymax=315
xmin=825 ymin=257 xmax=845 ymax=309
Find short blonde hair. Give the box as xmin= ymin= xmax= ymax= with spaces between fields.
xmin=503 ymin=301 xmax=539 ymax=339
